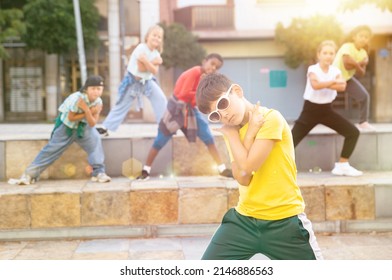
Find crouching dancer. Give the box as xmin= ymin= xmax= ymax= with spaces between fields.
xmin=196 ymin=73 xmax=322 ymax=260
xmin=8 ymin=75 xmax=111 ymax=185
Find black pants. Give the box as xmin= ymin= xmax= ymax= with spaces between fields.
xmin=346 ymin=77 xmax=370 ymax=124
xmin=292 ymin=100 xmax=360 ymax=159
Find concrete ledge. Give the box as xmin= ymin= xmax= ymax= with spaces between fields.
xmin=0 ymin=224 xmax=219 ymax=242
xmin=0 ymin=226 xmax=148 ymax=242
xmin=342 ymin=218 xmax=392 ymax=233
xmin=1 ymin=172 xmax=391 ymax=241
xmin=1 ymin=123 xmax=392 ymax=181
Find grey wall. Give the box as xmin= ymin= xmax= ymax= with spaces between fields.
xmin=220 ymin=57 xmax=306 ymax=122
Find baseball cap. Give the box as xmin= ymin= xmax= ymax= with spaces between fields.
xmin=80 ymin=75 xmax=104 ymax=92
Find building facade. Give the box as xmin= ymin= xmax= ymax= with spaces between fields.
xmin=1 ymin=0 xmax=392 ymax=123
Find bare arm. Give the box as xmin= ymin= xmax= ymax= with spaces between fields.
xmin=243 ymin=102 xmax=265 ymax=150
xmin=309 ymin=72 xmax=346 ymax=92
xmin=329 ymin=75 xmax=346 ymax=92
xmin=68 ymin=98 xmax=102 ymax=127
xmin=89 ymin=104 xmax=102 ymax=125
xmin=231 ymin=135 xmax=275 ymax=186
xmin=216 ymin=125 xmax=274 ymax=186
xmin=137 ymin=56 xmax=162 ymax=72
xmin=342 ymin=54 xmax=367 ymax=77
xmin=137 ymin=53 xmax=162 ymax=75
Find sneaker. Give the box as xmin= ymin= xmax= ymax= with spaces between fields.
xmin=8 ymin=174 xmax=35 ymax=185
xmin=356 ymin=122 xmax=375 ymax=132
xmin=136 ymin=169 xmax=150 ymax=181
xmin=91 ymin=173 xmax=111 ymax=183
xmin=96 ymin=127 xmax=109 ymax=136
xmin=219 ymin=168 xmax=233 ymax=178
xmin=331 ymin=162 xmax=363 ymax=177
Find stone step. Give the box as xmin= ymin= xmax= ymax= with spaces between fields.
xmin=1 ymin=172 xmax=391 ymax=241
xmin=1 ymin=123 xmax=392 ymax=181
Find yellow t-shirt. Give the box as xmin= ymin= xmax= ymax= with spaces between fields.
xmin=332 ymin=42 xmax=368 ymax=81
xmin=229 ymin=107 xmax=305 ymax=220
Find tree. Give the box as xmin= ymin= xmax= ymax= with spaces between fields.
xmin=0 ymin=9 xmax=25 ymax=59
xmin=339 ymin=0 xmax=392 ymax=12
xmin=159 ymin=22 xmax=206 ymax=70
xmin=22 ymin=0 xmax=100 ymax=54
xmin=275 ymin=15 xmax=344 ymax=69
xmin=0 ymin=0 xmax=26 ymax=9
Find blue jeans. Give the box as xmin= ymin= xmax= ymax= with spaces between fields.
xmin=103 ymin=73 xmax=167 ymax=131
xmin=153 ymin=108 xmax=215 ymax=150
xmin=25 ymin=123 xmax=106 ymax=179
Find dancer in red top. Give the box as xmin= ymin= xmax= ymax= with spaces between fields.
xmin=137 ymin=53 xmax=233 ymax=180
xmin=174 ymin=66 xmax=202 ymax=107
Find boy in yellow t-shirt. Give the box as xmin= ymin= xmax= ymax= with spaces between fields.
xmin=196 ymin=73 xmax=322 ymax=260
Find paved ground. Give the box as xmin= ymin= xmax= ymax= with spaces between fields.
xmin=1 ymin=232 xmax=392 ymax=260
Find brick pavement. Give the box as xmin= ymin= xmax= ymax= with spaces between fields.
xmin=1 ymin=232 xmax=392 ymax=260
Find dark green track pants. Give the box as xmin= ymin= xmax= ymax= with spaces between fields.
xmin=202 ymin=208 xmax=323 ymax=260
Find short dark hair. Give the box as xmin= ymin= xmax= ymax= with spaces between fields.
xmin=196 ymin=73 xmax=232 ymax=114
xmin=347 ymin=25 xmax=372 ymax=42
xmin=205 ymin=53 xmax=223 ymax=64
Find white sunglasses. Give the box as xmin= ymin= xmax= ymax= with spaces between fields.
xmin=208 ymin=84 xmax=237 ymax=123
